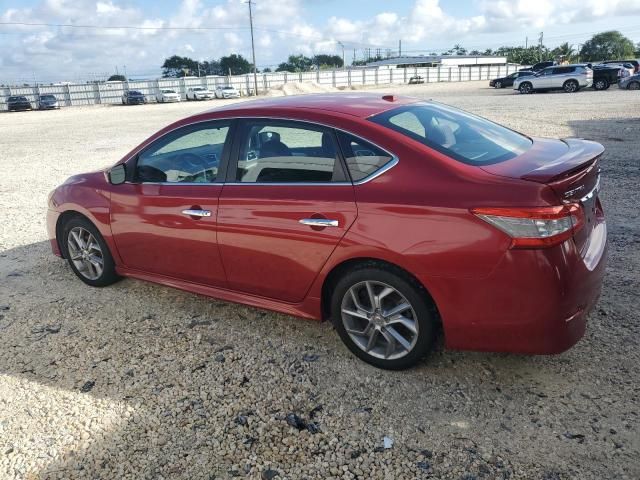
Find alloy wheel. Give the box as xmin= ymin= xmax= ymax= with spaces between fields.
xmin=67 ymin=226 xmax=104 ymax=280
xmin=564 ymin=81 xmax=578 ymax=93
xmin=341 ymin=281 xmax=419 ymax=360
xmin=519 ymin=83 xmax=532 ymax=94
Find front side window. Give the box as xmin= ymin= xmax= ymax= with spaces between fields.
xmin=370 ymin=103 xmax=531 ymax=165
xmin=236 ymin=121 xmax=345 ymax=183
xmin=136 ymin=122 xmax=230 ymax=183
xmin=336 ymin=132 xmax=394 ymax=182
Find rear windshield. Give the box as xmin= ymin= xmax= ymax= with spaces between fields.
xmin=369 ymin=102 xmax=532 ymax=165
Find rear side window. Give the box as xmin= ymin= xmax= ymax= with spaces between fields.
xmin=236 ymin=120 xmax=345 ymax=183
xmin=370 ymin=103 xmax=531 ymax=165
xmin=336 ymin=132 xmax=394 ymax=182
xmin=553 ymin=67 xmax=575 ymax=74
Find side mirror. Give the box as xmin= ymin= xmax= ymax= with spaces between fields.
xmin=108 ymin=164 xmax=126 ymax=185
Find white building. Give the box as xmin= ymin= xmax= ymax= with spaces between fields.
xmin=366 ymin=55 xmax=508 ymax=68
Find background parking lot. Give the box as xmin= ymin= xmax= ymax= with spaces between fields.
xmin=0 ymin=82 xmax=638 ymax=479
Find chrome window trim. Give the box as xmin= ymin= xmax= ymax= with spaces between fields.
xmin=121 ymin=116 xmax=399 ymax=187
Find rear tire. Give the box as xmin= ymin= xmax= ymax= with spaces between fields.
xmin=593 ymin=79 xmax=609 ymax=90
xmin=629 ymin=81 xmax=640 ymax=90
xmin=331 ymin=266 xmax=436 ymax=370
xmin=563 ymin=80 xmax=579 ymax=93
xmin=62 ymin=216 xmax=120 ymax=287
xmin=519 ymin=82 xmax=533 ymax=94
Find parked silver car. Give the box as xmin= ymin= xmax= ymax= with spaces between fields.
xmin=214 ymin=85 xmax=240 ymax=99
xmin=618 ymin=73 xmax=640 ymax=90
xmin=514 ymin=65 xmax=593 ymax=94
xmin=156 ymin=89 xmax=181 ymax=103
xmin=37 ymin=94 xmax=60 ymax=110
xmin=186 ymin=87 xmax=214 ymax=101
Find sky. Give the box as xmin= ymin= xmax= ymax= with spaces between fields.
xmin=1 ymin=0 xmax=640 ymax=83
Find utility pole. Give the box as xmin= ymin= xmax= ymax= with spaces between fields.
xmin=538 ymin=32 xmax=543 ymax=61
xmin=525 ymin=36 xmax=528 ymax=48
xmin=399 ymin=39 xmax=402 ymax=56
xmin=247 ymin=0 xmax=259 ymax=96
xmin=338 ymin=41 xmax=345 ymax=69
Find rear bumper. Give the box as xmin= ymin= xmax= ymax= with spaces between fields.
xmin=425 ymin=221 xmax=607 ymax=355
xmin=47 ymin=209 xmax=62 ymax=257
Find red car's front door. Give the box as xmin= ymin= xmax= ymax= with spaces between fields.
xmin=217 ymin=119 xmax=357 ymax=303
xmin=110 ymin=121 xmax=232 ymax=287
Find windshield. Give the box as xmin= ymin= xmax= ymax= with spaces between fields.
xmin=129 ymin=91 xmax=143 ymax=95
xmin=40 ymin=95 xmax=56 ymax=100
xmin=162 ymin=89 xmax=175 ymax=93
xmin=370 ymin=102 xmax=532 ymax=165
xmin=223 ymin=86 xmax=235 ymax=90
xmin=193 ymin=87 xmax=204 ymax=91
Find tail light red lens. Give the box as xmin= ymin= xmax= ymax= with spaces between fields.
xmin=472 ymin=204 xmax=585 ymax=248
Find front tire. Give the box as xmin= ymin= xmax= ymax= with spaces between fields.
xmin=494 ymin=81 xmax=502 ymax=89
xmin=563 ymin=80 xmax=579 ymax=93
xmin=519 ymin=82 xmax=533 ymax=94
xmin=331 ymin=266 xmax=436 ymax=370
xmin=63 ymin=216 xmax=120 ymax=287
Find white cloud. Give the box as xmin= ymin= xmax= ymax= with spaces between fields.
xmin=0 ymin=0 xmax=639 ymax=83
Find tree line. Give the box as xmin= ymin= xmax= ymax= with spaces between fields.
xmin=106 ymin=30 xmax=639 ymax=81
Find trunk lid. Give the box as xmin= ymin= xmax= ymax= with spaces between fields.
xmin=481 ymin=137 xmax=604 ymax=252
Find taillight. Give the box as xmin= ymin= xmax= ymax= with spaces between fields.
xmin=472 ymin=204 xmax=585 ymax=248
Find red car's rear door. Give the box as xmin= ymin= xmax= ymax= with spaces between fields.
xmin=110 ymin=120 xmax=232 ymax=287
xmin=217 ymin=119 xmax=357 ymax=303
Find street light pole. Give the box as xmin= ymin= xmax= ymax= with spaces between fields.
xmin=247 ymin=0 xmax=259 ymax=96
xmin=338 ymin=41 xmax=345 ymax=69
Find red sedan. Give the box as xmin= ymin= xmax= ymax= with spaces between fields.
xmin=46 ymin=93 xmax=607 ymax=369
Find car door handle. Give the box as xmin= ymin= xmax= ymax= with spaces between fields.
xmin=182 ymin=209 xmax=212 ymax=218
xmin=299 ymin=218 xmax=339 ymax=228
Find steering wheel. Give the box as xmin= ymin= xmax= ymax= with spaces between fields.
xmin=178 ymin=153 xmax=207 ymax=173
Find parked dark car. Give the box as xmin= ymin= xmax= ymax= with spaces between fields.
xmin=591 ymin=66 xmax=623 ymax=90
xmin=600 ymin=60 xmax=639 ymax=74
xmin=46 ymin=93 xmax=607 ymax=370
xmin=122 ymin=90 xmax=147 ymax=105
xmin=408 ymin=76 xmax=424 ymax=84
xmin=7 ymin=95 xmax=32 ymax=111
xmin=37 ymin=94 xmax=60 ymax=110
xmin=521 ymin=61 xmax=556 ymax=72
xmin=618 ymin=73 xmax=640 ymax=90
xmin=489 ymin=71 xmax=534 ymax=88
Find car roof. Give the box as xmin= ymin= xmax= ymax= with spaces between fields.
xmin=203 ymin=93 xmax=421 ymax=119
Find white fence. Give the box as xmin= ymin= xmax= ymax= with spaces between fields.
xmin=0 ymin=64 xmax=522 ymax=111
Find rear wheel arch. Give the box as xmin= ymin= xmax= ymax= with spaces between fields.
xmin=321 ymin=257 xmax=440 ymax=323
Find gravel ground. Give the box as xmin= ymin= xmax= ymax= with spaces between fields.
xmin=0 ymin=81 xmax=639 ymax=480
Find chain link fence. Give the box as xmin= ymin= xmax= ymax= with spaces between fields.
xmin=0 ymin=64 xmax=522 ymax=111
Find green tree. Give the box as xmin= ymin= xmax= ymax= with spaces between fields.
xmin=261 ymin=67 xmax=272 ymax=73
xmin=276 ymin=54 xmax=314 ymax=72
xmin=220 ymin=54 xmax=253 ymax=75
xmin=313 ymin=54 xmax=343 ymax=69
xmin=107 ymin=74 xmax=126 ymax=82
xmin=452 ymin=44 xmax=467 ymax=55
xmin=162 ymin=55 xmax=198 ymax=77
xmin=635 ymin=42 xmax=640 ymax=57
xmin=579 ymin=31 xmax=636 ymax=61
xmin=551 ymin=42 xmax=576 ymax=62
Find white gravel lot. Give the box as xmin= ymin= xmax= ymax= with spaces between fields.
xmin=1 ymin=81 xmax=639 ymax=479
